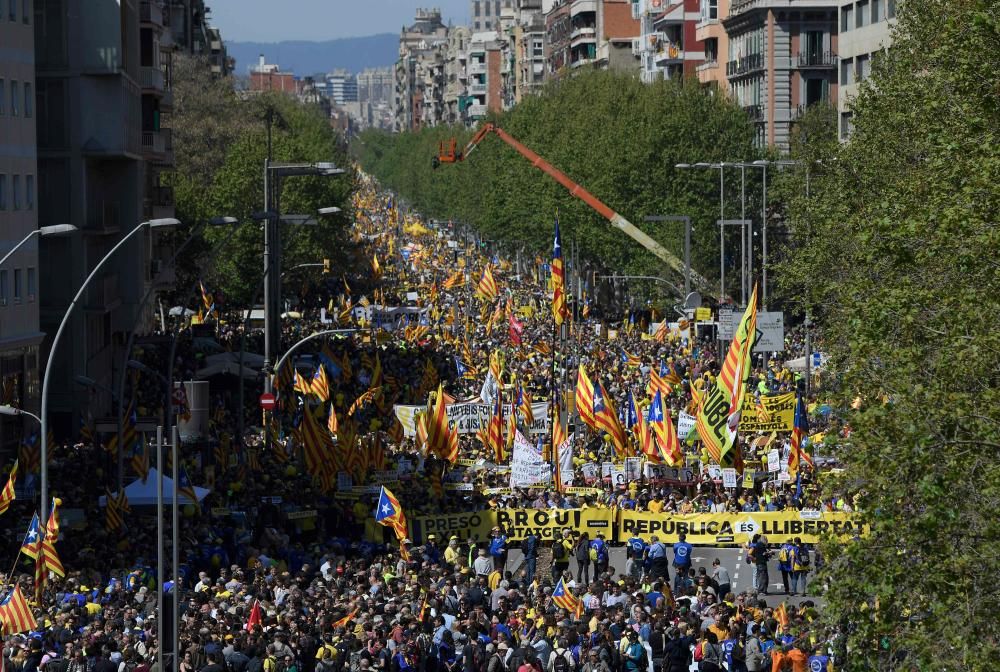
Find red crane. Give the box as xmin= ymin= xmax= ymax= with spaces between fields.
xmin=433 ymin=123 xmax=712 ymax=296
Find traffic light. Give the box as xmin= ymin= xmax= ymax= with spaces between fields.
xmin=323 ymin=259 xmax=331 ymax=274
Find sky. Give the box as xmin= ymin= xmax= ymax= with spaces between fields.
xmin=209 ymin=0 xmax=471 ymax=43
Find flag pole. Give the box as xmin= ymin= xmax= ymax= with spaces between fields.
xmin=3 ymin=514 xmax=33 ymax=590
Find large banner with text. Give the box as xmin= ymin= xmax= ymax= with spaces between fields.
xmin=408 ymin=508 xmax=615 ymax=543
xmin=617 ymin=510 xmax=866 ymax=545
xmin=394 ymin=401 xmax=550 ymax=436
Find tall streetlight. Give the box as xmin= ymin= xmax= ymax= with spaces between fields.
xmin=262 ymin=161 xmax=345 ymax=379
xmin=114 ymin=216 xmax=239 ymax=491
xmin=748 ymin=160 xmax=796 ymax=307
xmin=676 ymin=162 xmax=735 ymax=300
xmin=0 ymin=224 xmax=77 ymax=267
xmin=0 ymin=405 xmax=41 ymax=424
xmin=40 ymin=218 xmax=181 ymax=525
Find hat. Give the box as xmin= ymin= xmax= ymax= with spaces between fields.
xmin=427 ymin=534 xmax=436 ymax=540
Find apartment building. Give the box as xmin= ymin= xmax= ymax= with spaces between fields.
xmin=0 ymin=0 xmax=43 ymax=452
xmin=471 ymin=0 xmax=515 ymax=32
xmin=394 ymin=8 xmax=449 ymax=131
xmin=465 ymin=32 xmax=505 ymax=123
xmin=249 ymin=55 xmax=296 ymax=93
xmin=326 ymin=70 xmax=359 ymax=106
xmin=544 ymin=1 xmax=572 ymax=76
xmin=510 ymin=0 xmax=546 ymax=102
xmin=837 ymin=0 xmax=894 ymax=138
xmin=165 ymin=0 xmax=232 ymax=76
xmin=634 ymin=0 xmax=705 ymax=82
xmin=695 ymin=0 xmax=730 ymax=88
xmin=443 ymin=26 xmax=470 ymax=125
xmin=33 ymin=0 xmax=179 ymax=430
xmin=357 ymin=68 xmax=394 ymax=106
xmin=545 ymin=0 xmax=640 ymax=76
xmin=723 ymin=0 xmax=839 ymax=149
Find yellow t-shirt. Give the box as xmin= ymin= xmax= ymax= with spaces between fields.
xmin=648 ymin=500 xmax=664 ymax=513
xmin=444 ymin=546 xmax=461 ymax=565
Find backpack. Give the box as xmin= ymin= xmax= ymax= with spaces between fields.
xmin=588 ymin=548 xmax=598 ymax=562
xmin=777 ymin=547 xmax=790 ymax=563
xmin=553 ymin=542 xmax=566 ymax=560
xmin=693 ymin=642 xmax=704 ymax=663
xmin=552 ymin=650 xmax=570 ymax=672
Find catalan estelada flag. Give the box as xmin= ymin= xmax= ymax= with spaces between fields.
xmin=788 ymin=394 xmax=813 ymax=477
xmin=331 ymin=609 xmax=358 ymax=630
xmin=593 ymin=383 xmax=627 ymax=458
xmin=575 ymin=365 xmax=596 ymax=430
xmin=552 ymin=577 xmax=583 ymax=618
xmin=696 ymin=285 xmax=758 ymax=465
xmin=477 ymin=265 xmax=499 ymax=302
xmin=310 ymin=366 xmax=330 ymax=402
xmin=0 ymin=461 xmax=17 ymax=515
xmin=517 ymin=383 xmax=534 ymax=425
xmin=551 ymin=219 xmax=570 ymax=325
xmin=374 ymin=485 xmax=408 ymax=539
xmin=425 ymin=384 xmax=458 ymax=463
xmin=0 ymin=585 xmax=36 ymax=635
xmin=649 ymin=390 xmax=683 ymax=466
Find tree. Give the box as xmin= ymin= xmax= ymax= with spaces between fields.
xmin=355 ymin=71 xmax=760 ymax=303
xmin=777 ymin=1 xmax=1000 ymax=667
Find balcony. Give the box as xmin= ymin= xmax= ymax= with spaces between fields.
xmin=743 ymin=104 xmax=764 ymax=122
xmin=654 ymin=42 xmax=683 ymax=64
xmin=570 ymin=26 xmax=597 ymax=44
xmin=726 ymin=53 xmax=764 ymax=78
xmin=469 ymin=82 xmax=487 ymax=95
xmin=468 ymin=61 xmax=486 ymax=75
xmin=86 ymin=273 xmax=121 ymax=312
xmin=794 ymin=50 xmax=837 ymax=68
xmin=467 ymin=104 xmax=487 ymax=119
xmin=141 ymin=128 xmax=174 ymax=166
xmin=210 ymin=40 xmax=222 ymax=52
xmin=696 ymin=59 xmax=719 ymax=73
xmin=86 ymin=200 xmax=122 ymax=236
xmin=150 ymin=185 xmax=174 ymax=220
xmin=140 ymin=66 xmax=165 ymax=92
xmin=570 ymin=0 xmax=597 ymax=18
xmin=139 ymin=0 xmax=164 ymax=28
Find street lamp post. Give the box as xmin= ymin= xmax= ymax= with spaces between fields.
xmin=261 ymin=162 xmax=345 ymax=381
xmin=39 ymin=218 xmax=180 ymax=525
xmin=0 ymin=224 xmax=77 ymax=267
xmin=676 ymin=162 xmax=734 ymax=300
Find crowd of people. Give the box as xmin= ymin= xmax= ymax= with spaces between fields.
xmin=0 ymin=173 xmax=854 ymax=672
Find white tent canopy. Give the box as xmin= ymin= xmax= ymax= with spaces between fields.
xmin=99 ymin=468 xmax=210 ymax=507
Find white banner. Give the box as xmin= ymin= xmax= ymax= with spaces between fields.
xmin=510 ymin=431 xmax=551 ymax=487
xmin=557 ymin=434 xmax=574 ymax=486
xmin=678 ymin=411 xmax=697 ymax=439
xmin=767 ymin=449 xmax=780 ymax=473
xmin=394 ymin=401 xmax=550 ymax=436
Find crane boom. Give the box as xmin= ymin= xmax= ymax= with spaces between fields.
xmin=435 ymin=123 xmax=713 ymax=297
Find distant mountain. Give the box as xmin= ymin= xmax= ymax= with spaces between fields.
xmin=228 ymin=33 xmax=399 ymax=77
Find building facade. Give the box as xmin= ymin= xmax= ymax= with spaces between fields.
xmin=0 ymin=0 xmax=43 ymax=452
xmin=510 ymin=0 xmax=546 ymax=102
xmin=394 ymin=8 xmax=449 ymax=131
xmin=249 ymin=55 xmax=296 ymax=93
xmin=471 ymin=0 xmax=515 ymax=32
xmin=723 ymin=0 xmax=839 ymax=149
xmin=837 ymin=0 xmax=894 ymax=139
xmin=694 ymin=0 xmax=730 ymax=88
xmin=326 ymin=69 xmax=359 ymax=105
xmin=635 ymin=0 xmax=705 ymax=82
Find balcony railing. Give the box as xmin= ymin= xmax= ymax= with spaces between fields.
xmin=467 ymin=104 xmax=487 ymax=118
xmin=140 ymin=66 xmax=165 ymax=91
xmin=570 ymin=26 xmax=596 ymax=41
xmin=469 ymin=82 xmax=487 ymax=95
xmin=141 ymin=128 xmax=174 ymax=164
xmin=743 ymin=104 xmax=764 ymax=121
xmin=794 ymin=50 xmax=838 ymax=68
xmin=726 ymin=53 xmax=764 ymax=77
xmin=139 ymin=0 xmax=163 ymax=27
xmin=468 ymin=61 xmax=486 ymax=75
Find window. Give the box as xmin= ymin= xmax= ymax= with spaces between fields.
xmin=23 ymin=82 xmax=31 ymax=117
xmin=484 ymin=0 xmax=490 ymax=16
xmin=0 ymin=175 xmax=5 ymax=210
xmin=9 ymin=0 xmax=15 ymax=21
xmin=856 ymin=53 xmax=871 ymax=81
xmin=841 ymin=4 xmax=853 ymax=31
xmin=0 ymin=78 xmax=4 ymax=114
xmin=13 ymin=269 xmax=21 ymax=301
xmin=25 ymin=175 xmax=33 ymax=209
xmin=23 ymin=0 xmax=29 ymax=24
xmin=871 ymin=0 xmax=883 ymax=22
xmin=0 ymin=272 xmax=8 ymax=304
xmin=702 ymin=0 xmax=718 ymax=20
xmin=856 ymin=0 xmax=869 ymax=27
xmin=473 ymin=0 xmax=480 ymax=17
xmin=10 ymin=80 xmax=17 ymax=116
xmin=888 ymin=0 xmax=895 ymax=17
xmin=841 ymin=57 xmax=853 ymax=85
xmin=11 ymin=175 xmax=19 ymax=210
xmin=27 ymin=267 xmax=35 ymax=300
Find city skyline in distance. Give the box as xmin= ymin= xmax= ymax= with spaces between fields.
xmin=210 ymin=0 xmax=470 ymax=44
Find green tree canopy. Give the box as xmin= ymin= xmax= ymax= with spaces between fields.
xmin=777 ymin=0 xmax=1000 ymax=667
